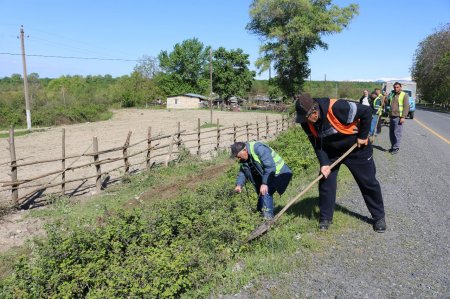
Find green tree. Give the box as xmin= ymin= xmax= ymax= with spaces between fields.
xmin=247 ymin=0 xmax=359 ymax=97
xmin=157 ymin=38 xmax=211 ymax=95
xmin=411 ymin=23 xmax=450 ymax=104
xmin=212 ymin=47 xmax=255 ymax=100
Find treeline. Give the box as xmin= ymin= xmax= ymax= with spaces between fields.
xmin=250 ymin=79 xmax=382 ymax=100
xmin=0 ymin=72 xmax=381 ymax=129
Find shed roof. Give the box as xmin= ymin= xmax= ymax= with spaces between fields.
xmin=167 ymin=93 xmax=208 ymax=100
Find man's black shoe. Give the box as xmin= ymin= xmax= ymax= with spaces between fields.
xmin=373 ymin=218 xmax=386 ymax=233
xmin=319 ymin=219 xmax=332 ymax=231
xmin=390 ymin=148 xmax=399 ymax=155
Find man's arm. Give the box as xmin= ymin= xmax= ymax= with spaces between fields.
xmin=235 ymin=168 xmax=246 ymax=187
xmin=300 ymin=122 xmax=331 ymax=167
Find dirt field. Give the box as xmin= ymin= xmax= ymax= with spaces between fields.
xmin=0 ymin=109 xmax=283 ymax=204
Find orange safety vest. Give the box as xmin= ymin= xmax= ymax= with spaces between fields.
xmin=307 ymin=99 xmax=359 ymax=138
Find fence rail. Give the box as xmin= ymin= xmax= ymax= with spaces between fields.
xmin=2 ymin=114 xmax=293 ymax=208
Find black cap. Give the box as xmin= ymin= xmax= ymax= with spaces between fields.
xmin=295 ymin=93 xmax=316 ymax=123
xmin=230 ymin=142 xmax=246 ymax=158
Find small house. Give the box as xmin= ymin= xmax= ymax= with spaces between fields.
xmin=166 ymin=93 xmax=208 ymax=109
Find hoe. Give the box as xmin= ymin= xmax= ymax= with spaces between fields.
xmin=247 ymin=143 xmax=358 ymax=242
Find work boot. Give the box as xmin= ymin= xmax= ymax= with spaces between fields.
xmin=373 ymin=218 xmax=386 ymax=233
xmin=319 ymin=219 xmax=332 ymax=231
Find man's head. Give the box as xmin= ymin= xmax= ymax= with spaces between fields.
xmin=375 ymin=88 xmax=381 ymax=95
xmin=230 ymin=142 xmax=248 ymax=162
xmin=393 ymin=82 xmax=402 ymax=93
xmin=363 ymin=90 xmax=369 ymax=97
xmin=295 ymin=93 xmax=319 ymax=123
xmin=370 ymin=92 xmax=377 ymax=100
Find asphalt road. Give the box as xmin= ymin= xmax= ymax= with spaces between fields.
xmin=231 ymin=108 xmax=450 ymax=298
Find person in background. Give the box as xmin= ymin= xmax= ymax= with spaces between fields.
xmin=369 ymin=91 xmax=384 ymax=139
xmin=387 ymin=82 xmax=410 ymax=154
xmin=231 ymin=141 xmax=292 ymax=220
xmin=359 ymin=89 xmax=371 ymax=106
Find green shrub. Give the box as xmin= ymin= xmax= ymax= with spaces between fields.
xmin=0 ymin=127 xmax=316 ymax=298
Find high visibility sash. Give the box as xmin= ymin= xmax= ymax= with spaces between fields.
xmin=248 ymin=141 xmax=285 ymax=175
xmin=389 ymin=91 xmax=405 ymax=116
xmin=307 ymin=99 xmax=359 ymax=138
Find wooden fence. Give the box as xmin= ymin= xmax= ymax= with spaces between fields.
xmin=1 ymin=115 xmax=293 ymax=208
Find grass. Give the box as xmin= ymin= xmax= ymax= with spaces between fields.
xmin=0 ymin=128 xmax=360 ymax=297
xmin=199 ymin=122 xmax=222 ymax=129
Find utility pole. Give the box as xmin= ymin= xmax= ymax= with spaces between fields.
xmin=335 ymin=82 xmax=338 ymax=99
xmin=20 ymin=25 xmax=32 ymax=130
xmin=268 ymin=62 xmax=271 ymax=80
xmin=209 ymin=48 xmax=213 ymax=124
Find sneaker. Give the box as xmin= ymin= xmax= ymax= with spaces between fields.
xmin=319 ymin=219 xmax=332 ymax=231
xmin=390 ymin=148 xmax=399 ymax=155
xmin=373 ymin=218 xmax=386 ymax=233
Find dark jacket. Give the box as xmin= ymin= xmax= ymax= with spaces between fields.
xmin=236 ymin=142 xmax=291 ymax=189
xmin=300 ymin=98 xmax=372 ymax=166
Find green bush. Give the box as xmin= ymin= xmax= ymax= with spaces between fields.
xmin=0 ymin=127 xmax=316 ymax=298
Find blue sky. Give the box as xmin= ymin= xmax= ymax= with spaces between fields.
xmin=1 ymin=0 xmax=449 ymax=81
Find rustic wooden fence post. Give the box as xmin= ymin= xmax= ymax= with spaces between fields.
xmin=276 ymin=119 xmax=279 ymax=135
xmin=256 ymin=121 xmax=260 ymax=140
xmin=281 ymin=115 xmax=285 ymax=131
xmin=61 ymin=128 xmax=66 ymax=196
xmin=123 ymin=131 xmax=132 ymax=173
xmin=177 ymin=121 xmax=181 ymax=150
xmin=146 ymin=127 xmax=152 ymax=170
xmin=233 ymin=123 xmax=236 ymax=143
xmin=216 ymin=118 xmax=220 ymax=150
xmin=9 ymin=126 xmax=18 ymax=206
xmin=93 ymin=137 xmax=102 ymax=191
xmin=246 ymin=122 xmax=249 ymax=142
xmin=197 ymin=118 xmax=201 ymax=156
xmin=165 ymin=136 xmax=174 ymax=167
xmin=266 ymin=115 xmax=269 ymax=138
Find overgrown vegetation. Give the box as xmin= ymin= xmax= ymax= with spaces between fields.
xmin=411 ymin=23 xmax=450 ymax=104
xmin=0 ymin=126 xmax=339 ymax=298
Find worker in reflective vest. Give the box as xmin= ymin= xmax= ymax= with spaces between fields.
xmin=295 ymin=93 xmax=386 ymax=233
xmin=387 ymin=82 xmax=410 ymax=154
xmin=370 ymin=92 xmax=384 ymax=137
xmin=231 ymin=141 xmax=292 ymax=219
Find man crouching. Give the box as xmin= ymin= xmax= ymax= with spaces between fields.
xmin=231 ymin=141 xmax=292 ymax=219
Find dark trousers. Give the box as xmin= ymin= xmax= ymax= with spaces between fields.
xmin=318 ymin=146 xmax=385 ymax=221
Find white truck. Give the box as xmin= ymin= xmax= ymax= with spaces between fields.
xmin=382 ymin=80 xmax=416 ymax=119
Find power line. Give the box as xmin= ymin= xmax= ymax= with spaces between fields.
xmin=0 ymin=52 xmax=140 ymax=62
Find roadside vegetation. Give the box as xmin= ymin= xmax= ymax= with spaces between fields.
xmin=0 ymin=127 xmax=358 ymax=298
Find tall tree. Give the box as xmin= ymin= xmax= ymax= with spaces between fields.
xmin=247 ymin=0 xmax=358 ymax=97
xmin=134 ymin=55 xmax=160 ymax=79
xmin=212 ymin=47 xmax=255 ymax=100
xmin=411 ymin=23 xmax=450 ymax=104
xmin=157 ymin=38 xmax=211 ymax=95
